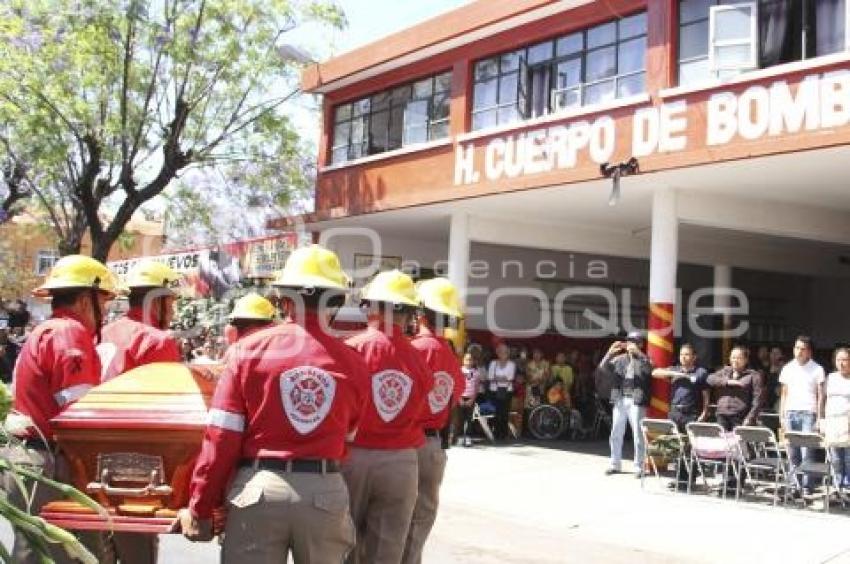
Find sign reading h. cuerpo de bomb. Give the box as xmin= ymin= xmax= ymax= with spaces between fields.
xmin=454 ymin=70 xmax=850 ymax=186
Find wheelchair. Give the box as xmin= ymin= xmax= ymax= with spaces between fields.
xmin=528 ymin=403 xmax=567 ymax=440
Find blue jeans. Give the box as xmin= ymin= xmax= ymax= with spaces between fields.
xmin=785 ymin=410 xmax=816 ymax=489
xmin=831 ymin=447 xmax=850 ymax=490
xmin=609 ymin=397 xmax=646 ymax=471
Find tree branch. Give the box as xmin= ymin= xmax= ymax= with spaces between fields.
xmin=128 ymin=6 xmax=175 ymax=167
xmin=175 ymin=0 xmax=206 ymax=104
xmin=120 ymin=4 xmax=135 ymax=174
xmin=0 ymin=161 xmax=28 ymax=223
xmin=197 ymin=88 xmax=301 ymax=156
xmin=76 ymin=133 xmax=104 ymax=242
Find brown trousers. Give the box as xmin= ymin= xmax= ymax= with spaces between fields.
xmin=221 ymin=466 xmax=355 ymax=564
xmin=0 ymin=446 xmax=112 ymax=564
xmin=401 ymin=436 xmax=447 ymax=564
xmin=342 ymin=447 xmax=418 ymax=564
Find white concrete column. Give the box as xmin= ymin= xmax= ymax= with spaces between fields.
xmin=714 ymin=264 xmax=733 ymax=360
xmin=448 ymin=212 xmax=470 ymax=304
xmin=648 ymin=188 xmax=678 ymax=415
xmin=649 ymin=188 xmax=678 ymax=305
xmin=713 ymin=265 xmax=732 ymax=309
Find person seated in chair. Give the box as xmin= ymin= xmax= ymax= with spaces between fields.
xmin=546 ymin=379 xmax=569 ymax=410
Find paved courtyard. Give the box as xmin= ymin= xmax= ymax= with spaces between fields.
xmin=5 ymin=439 xmax=850 ymax=563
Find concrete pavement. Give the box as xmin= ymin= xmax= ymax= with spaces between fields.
xmin=4 ymin=439 xmax=850 ymax=562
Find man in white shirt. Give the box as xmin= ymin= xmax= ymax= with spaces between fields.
xmin=779 ymin=335 xmax=825 ymax=493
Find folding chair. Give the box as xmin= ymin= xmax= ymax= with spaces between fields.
xmin=686 ymin=422 xmax=741 ymax=499
xmin=472 ymin=402 xmax=495 ymax=444
xmin=733 ymin=426 xmax=787 ymax=505
xmin=784 ymin=431 xmax=835 ymax=512
xmin=507 ymin=410 xmax=521 ymax=440
xmin=592 ymin=396 xmax=612 ymax=439
xmin=640 ymin=419 xmax=687 ymax=492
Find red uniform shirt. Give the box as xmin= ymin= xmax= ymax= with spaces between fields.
xmin=13 ymin=309 xmax=101 ymax=438
xmin=189 ymin=313 xmax=367 ymax=518
xmin=410 ymin=326 xmax=465 ymax=431
xmin=345 ymin=322 xmax=431 ymax=450
xmin=98 ymin=307 xmax=180 ymax=381
xmin=220 ymin=322 xmax=275 ymax=365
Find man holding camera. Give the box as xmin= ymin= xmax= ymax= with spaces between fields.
xmin=600 ymin=332 xmax=653 ymax=477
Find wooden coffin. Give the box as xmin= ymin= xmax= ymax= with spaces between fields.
xmin=42 ymin=362 xmax=216 ymax=533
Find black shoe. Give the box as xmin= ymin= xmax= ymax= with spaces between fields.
xmin=605 ymin=468 xmax=621 ymax=476
xmin=635 ymin=471 xmax=645 ymax=479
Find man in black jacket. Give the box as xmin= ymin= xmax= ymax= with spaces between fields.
xmin=600 ymin=331 xmax=653 ymax=477
xmin=707 ymin=345 xmax=764 ymax=430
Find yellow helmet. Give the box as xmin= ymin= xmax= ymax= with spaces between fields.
xmin=33 ymin=255 xmax=121 ymax=298
xmin=361 ymin=269 xmax=418 ymax=307
xmin=125 ymin=260 xmax=182 ymax=290
xmin=229 ymin=293 xmax=276 ymax=321
xmin=272 ymin=245 xmax=349 ymax=291
xmin=416 ymin=277 xmax=464 ymax=318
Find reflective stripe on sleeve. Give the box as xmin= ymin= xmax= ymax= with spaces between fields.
xmin=208 ymin=408 xmax=245 ymax=433
xmin=53 ymin=384 xmax=93 ymax=407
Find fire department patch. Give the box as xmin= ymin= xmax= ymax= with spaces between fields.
xmin=427 ymin=371 xmax=454 ymax=414
xmin=280 ymin=366 xmax=336 ymax=435
xmin=372 ymin=370 xmax=413 ymax=423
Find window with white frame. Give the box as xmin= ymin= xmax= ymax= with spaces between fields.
xmin=679 ymin=0 xmax=849 ymax=87
xmin=471 ymin=12 xmax=647 ymax=131
xmin=35 ymin=249 xmax=59 ymax=276
xmin=330 ymin=72 xmax=451 ymax=164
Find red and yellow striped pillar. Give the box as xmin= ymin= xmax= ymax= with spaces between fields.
xmin=647 ymin=188 xmax=678 ymax=418
xmin=648 ymin=302 xmax=674 ymax=417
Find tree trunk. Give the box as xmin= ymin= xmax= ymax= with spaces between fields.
xmin=91 ymin=230 xmax=118 ymax=262
xmin=57 ymin=237 xmax=82 ymax=257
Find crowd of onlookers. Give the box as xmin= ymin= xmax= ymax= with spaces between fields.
xmin=452 ymin=334 xmax=850 ymax=498
xmin=0 ymin=300 xmax=34 ymax=384
xmin=454 ymin=342 xmax=600 ymax=443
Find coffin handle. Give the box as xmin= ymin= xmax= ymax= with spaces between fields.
xmin=87 ymin=468 xmax=173 ymax=498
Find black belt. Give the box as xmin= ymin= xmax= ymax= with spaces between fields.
xmin=240 ymin=458 xmax=340 ymax=473
xmin=424 ymin=429 xmax=440 ymax=438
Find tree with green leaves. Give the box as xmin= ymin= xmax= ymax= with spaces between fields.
xmin=0 ymin=0 xmax=344 ymax=259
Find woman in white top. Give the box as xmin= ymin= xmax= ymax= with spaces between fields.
xmin=826 ymin=347 xmax=850 ymax=490
xmin=488 ymin=343 xmax=516 ymax=441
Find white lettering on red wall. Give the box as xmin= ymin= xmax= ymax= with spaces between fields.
xmin=454 ymin=70 xmax=850 ymax=186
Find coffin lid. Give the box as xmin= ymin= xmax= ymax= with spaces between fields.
xmin=52 ymin=362 xmax=216 ymax=430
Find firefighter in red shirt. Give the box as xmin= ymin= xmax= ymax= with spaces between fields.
xmin=226 ymin=293 xmax=277 ymax=343
xmin=343 ymin=270 xmax=432 ymax=564
xmin=220 ymin=293 xmax=277 ymax=365
xmin=179 ymin=245 xmax=366 ymax=563
xmin=99 ymin=260 xmax=181 ymax=381
xmin=7 ymin=255 xmax=119 ymax=563
xmin=97 ymin=260 xmax=181 ymax=563
xmin=402 ymin=277 xmax=465 ymax=564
